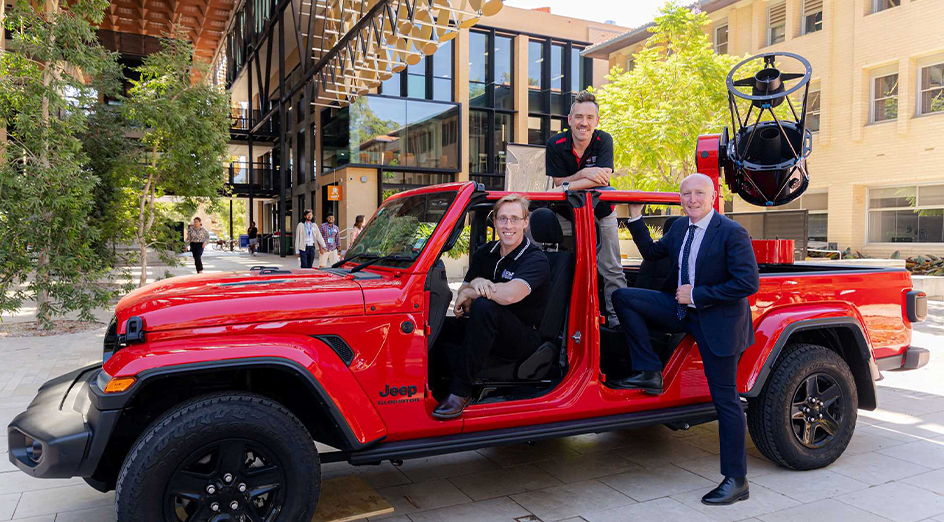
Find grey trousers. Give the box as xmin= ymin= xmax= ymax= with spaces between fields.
xmin=558 ymin=211 xmax=626 ymax=325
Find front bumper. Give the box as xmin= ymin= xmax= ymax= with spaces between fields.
xmin=7 ymin=364 xmax=121 ymax=482
xmin=876 ymin=346 xmax=931 ymax=372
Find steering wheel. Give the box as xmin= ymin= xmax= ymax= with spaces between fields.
xmin=726 ymin=52 xmax=812 ymax=103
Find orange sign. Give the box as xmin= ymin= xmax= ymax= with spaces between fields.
xmin=327 ymin=185 xmax=342 ymax=201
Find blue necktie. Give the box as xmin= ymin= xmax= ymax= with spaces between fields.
xmin=677 ymin=224 xmax=697 ymax=320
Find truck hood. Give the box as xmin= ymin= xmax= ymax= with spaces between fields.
xmin=116 ymin=270 xmax=365 ymax=332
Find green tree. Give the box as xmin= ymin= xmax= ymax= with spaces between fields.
xmin=0 ymin=0 xmax=120 ymax=327
xmin=121 ymin=33 xmax=231 ymax=286
xmin=594 ymin=2 xmax=744 ymax=192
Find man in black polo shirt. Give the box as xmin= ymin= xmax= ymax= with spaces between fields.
xmin=545 ymin=90 xmax=625 ymax=327
xmin=432 ymin=194 xmax=550 ymax=419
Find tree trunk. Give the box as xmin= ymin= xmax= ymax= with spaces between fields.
xmin=136 ymin=170 xmax=154 ymax=287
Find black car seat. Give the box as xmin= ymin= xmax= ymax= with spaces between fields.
xmin=478 ymin=207 xmax=574 ymax=382
xmin=426 ymin=259 xmax=450 ymax=350
xmin=634 ymin=216 xmax=681 ymax=292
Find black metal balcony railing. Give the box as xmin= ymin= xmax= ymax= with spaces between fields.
xmin=227 ymin=161 xmax=280 ymax=196
xmin=229 ymin=107 xmax=280 ymax=137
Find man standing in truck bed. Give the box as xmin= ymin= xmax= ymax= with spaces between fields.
xmin=545 ymin=90 xmax=625 ymax=328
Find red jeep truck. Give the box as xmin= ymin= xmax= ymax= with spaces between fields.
xmin=6 ymin=176 xmax=930 ymax=521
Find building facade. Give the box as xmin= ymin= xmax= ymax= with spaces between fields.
xmin=586 ymin=0 xmax=944 ymax=257
xmin=221 ymin=4 xmax=626 ymax=252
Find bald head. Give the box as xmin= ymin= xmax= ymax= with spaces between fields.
xmin=679 ymin=173 xmax=717 ymax=222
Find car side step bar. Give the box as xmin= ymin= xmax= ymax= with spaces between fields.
xmin=339 ymin=402 xmax=727 ymax=466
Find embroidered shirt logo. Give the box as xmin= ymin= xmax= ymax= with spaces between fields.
xmin=501 ymin=269 xmax=515 ymax=280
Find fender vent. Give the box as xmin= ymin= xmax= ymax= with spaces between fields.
xmin=314 ymin=335 xmax=355 ymax=366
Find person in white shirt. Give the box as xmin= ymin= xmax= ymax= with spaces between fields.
xmin=294 ymin=209 xmax=326 ymax=269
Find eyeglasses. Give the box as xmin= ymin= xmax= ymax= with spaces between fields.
xmin=496 ymin=216 xmax=525 ymax=225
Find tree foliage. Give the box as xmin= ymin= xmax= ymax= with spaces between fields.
xmin=594 ymin=2 xmax=742 ymax=193
xmin=120 ymin=33 xmax=231 ymax=286
xmin=0 ymin=0 xmax=120 ymax=327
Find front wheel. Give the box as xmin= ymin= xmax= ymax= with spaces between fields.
xmin=747 ymin=343 xmax=858 ymax=470
xmin=116 ymin=393 xmax=320 ymax=522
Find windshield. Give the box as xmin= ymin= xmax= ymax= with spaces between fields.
xmin=345 ymin=190 xmax=459 ymax=269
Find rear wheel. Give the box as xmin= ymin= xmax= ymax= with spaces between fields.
xmin=747 ymin=343 xmax=858 ymax=470
xmin=116 ymin=392 xmax=319 ymax=522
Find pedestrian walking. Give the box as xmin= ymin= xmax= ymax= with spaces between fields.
xmin=247 ymin=221 xmax=259 ymax=256
xmin=319 ymin=213 xmax=341 ymax=267
xmin=295 ymin=209 xmax=326 ymax=269
xmin=349 ymin=215 xmax=365 ymax=245
xmin=185 ymin=217 xmax=210 ymax=274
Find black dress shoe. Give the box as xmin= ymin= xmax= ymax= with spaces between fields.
xmin=701 ymin=476 xmax=749 ymax=505
xmin=606 ymin=371 xmax=663 ymax=394
xmin=432 ymin=394 xmax=472 ymax=419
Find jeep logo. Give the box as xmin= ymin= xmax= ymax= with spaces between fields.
xmin=380 ymin=384 xmax=418 ymax=398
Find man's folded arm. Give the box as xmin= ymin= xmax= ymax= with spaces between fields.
xmin=691 ymin=226 xmax=760 ymax=307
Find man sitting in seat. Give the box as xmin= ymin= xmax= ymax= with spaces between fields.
xmin=432 ymin=194 xmax=551 ymax=419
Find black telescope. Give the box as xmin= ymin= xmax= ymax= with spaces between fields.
xmin=721 ymin=53 xmax=813 ymax=207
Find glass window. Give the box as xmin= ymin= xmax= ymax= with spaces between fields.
xmin=528 ymin=116 xmax=543 ymax=145
xmin=550 ymin=44 xmax=565 ymax=114
xmin=406 ymin=100 xmax=459 ymax=169
xmin=469 ymin=110 xmax=488 ymax=174
xmin=867 ymin=185 xmax=944 ymax=244
xmin=809 ymin=214 xmax=828 ymax=242
xmin=469 ymin=32 xmax=488 ymax=84
xmin=494 ymin=113 xmax=512 ymax=175
xmin=528 ymin=40 xmax=545 ymax=113
xmin=350 ymin=96 xmax=407 ymax=167
xmin=870 ymin=186 xmax=915 ymax=208
xmin=714 ymin=24 xmax=728 ymax=54
xmin=806 ymin=86 xmax=821 ymax=132
xmin=432 ymin=40 xmax=454 ymax=102
xmin=407 ymin=62 xmax=427 ymax=99
xmin=494 ymin=35 xmax=514 ymax=110
xmin=803 ymin=0 xmax=823 ymax=34
xmin=871 ymin=0 xmax=899 ymax=14
xmin=570 ymin=47 xmax=583 ymax=92
xmin=919 ymin=63 xmax=944 ymax=116
xmin=381 ymin=74 xmax=401 ymax=96
xmin=768 ymin=2 xmax=786 ymax=45
xmin=871 ymin=73 xmax=899 ymax=123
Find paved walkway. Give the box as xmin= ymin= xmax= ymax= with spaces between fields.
xmin=1 ymin=255 xmax=943 ymax=521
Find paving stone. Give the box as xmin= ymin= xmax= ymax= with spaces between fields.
xmin=510 ymin=479 xmax=635 ymax=522
xmin=836 ymin=482 xmax=944 ymax=522
xmin=407 ymin=497 xmax=532 ymax=522
xmin=879 ymin=439 xmax=944 ymax=469
xmin=756 ymin=498 xmax=892 ymax=522
xmin=0 ymin=474 xmax=85 ymax=497
xmin=558 ymin=430 xmax=644 ymax=454
xmin=0 ymin=493 xmax=20 ymax=520
xmin=827 ymin=452 xmax=932 ymax=485
xmin=532 ymin=450 xmax=643 ymax=483
xmin=395 ymin=451 xmax=499 ymax=483
xmin=10 ymin=485 xmax=112 ymax=519
xmin=477 ymin=439 xmax=580 ymax=467
xmin=321 ymin=461 xmax=412 ymax=489
xmin=583 ymin=497 xmax=714 ymax=522
xmin=613 ymin=439 xmax=715 ymax=467
xmin=51 ymin=505 xmax=116 ymax=522
xmin=374 ymin=479 xmax=471 ymax=519
xmin=843 ymin=429 xmax=909 ymax=455
xmin=673 ymin=454 xmax=780 ymax=482
xmin=750 ymin=468 xmax=869 ymax=503
xmin=598 ymin=465 xmax=714 ymax=502
xmin=902 ymin=468 xmax=944 ymax=495
xmin=447 ymin=464 xmax=564 ymax=501
xmin=670 ymin=483 xmax=800 ymax=522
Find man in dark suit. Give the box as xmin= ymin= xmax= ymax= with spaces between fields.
xmin=610 ymin=173 xmax=760 ymax=506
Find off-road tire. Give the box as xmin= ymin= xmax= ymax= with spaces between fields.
xmin=747 ymin=343 xmax=858 ymax=470
xmin=115 ymin=392 xmax=320 ymax=521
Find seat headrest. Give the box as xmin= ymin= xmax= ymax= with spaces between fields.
xmin=663 ymin=216 xmax=682 ymax=233
xmin=529 ymin=207 xmax=564 ymax=244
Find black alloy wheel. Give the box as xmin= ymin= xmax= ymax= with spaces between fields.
xmin=747 ymin=343 xmax=858 ymax=470
xmin=116 ymin=393 xmax=320 ymax=522
xmin=165 ymin=438 xmax=287 ymax=522
xmin=790 ymin=373 xmax=844 ymax=449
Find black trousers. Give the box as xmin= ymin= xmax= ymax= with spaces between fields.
xmin=448 ymin=298 xmax=540 ymax=397
xmin=299 ymin=245 xmax=316 ymax=268
xmin=190 ymin=242 xmax=204 ymax=273
xmin=612 ymin=287 xmax=747 ymax=478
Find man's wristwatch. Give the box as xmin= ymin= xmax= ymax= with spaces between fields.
xmin=561 ymin=181 xmax=571 ymax=192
